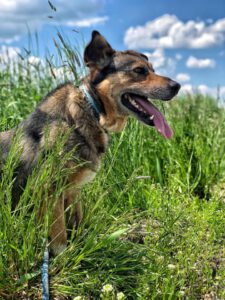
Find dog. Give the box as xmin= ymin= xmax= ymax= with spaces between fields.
xmin=0 ymin=31 xmax=180 ymax=255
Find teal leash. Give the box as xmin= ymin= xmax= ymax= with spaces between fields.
xmin=41 ymin=247 xmax=49 ymax=300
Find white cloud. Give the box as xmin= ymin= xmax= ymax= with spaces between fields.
xmin=28 ymin=56 xmax=40 ymax=64
xmin=0 ymin=0 xmax=106 ymax=42
xmin=181 ymin=84 xmax=225 ymax=99
xmin=220 ymin=86 xmax=225 ymax=99
xmin=144 ymin=49 xmax=179 ymax=76
xmin=175 ymin=73 xmax=190 ymax=82
xmin=124 ymin=14 xmax=225 ymax=49
xmin=144 ymin=49 xmax=168 ymax=69
xmin=0 ymin=46 xmax=44 ymax=66
xmin=0 ymin=45 xmax=20 ymax=62
xmin=186 ymin=56 xmax=216 ymax=68
xmin=181 ymin=84 xmax=193 ymax=94
xmin=66 ymin=16 xmax=108 ymax=27
xmin=175 ymin=53 xmax=182 ymax=60
xmin=0 ymin=45 xmax=77 ymax=81
xmin=198 ymin=84 xmax=212 ymax=95
xmin=0 ymin=46 xmax=45 ymax=75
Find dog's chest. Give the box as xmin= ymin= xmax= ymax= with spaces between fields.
xmin=73 ymin=122 xmax=109 ymax=163
xmin=68 ymin=127 xmax=109 ymax=187
xmin=71 ymin=168 xmax=97 ymax=186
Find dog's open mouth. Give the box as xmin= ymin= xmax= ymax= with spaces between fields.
xmin=121 ymin=93 xmax=173 ymax=139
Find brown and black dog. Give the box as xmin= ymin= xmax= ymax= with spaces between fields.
xmin=0 ymin=31 xmax=180 ymax=255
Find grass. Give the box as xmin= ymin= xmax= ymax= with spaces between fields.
xmin=0 ymin=34 xmax=225 ymax=299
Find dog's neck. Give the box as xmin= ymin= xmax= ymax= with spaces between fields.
xmin=80 ymin=79 xmax=128 ymax=133
xmin=79 ymin=81 xmax=105 ymax=121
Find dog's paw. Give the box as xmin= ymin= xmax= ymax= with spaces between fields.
xmin=50 ymin=242 xmax=67 ymax=256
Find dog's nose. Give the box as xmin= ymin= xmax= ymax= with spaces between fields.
xmin=169 ymin=80 xmax=181 ymax=94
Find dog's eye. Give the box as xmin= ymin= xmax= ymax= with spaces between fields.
xmin=133 ymin=67 xmax=148 ymax=75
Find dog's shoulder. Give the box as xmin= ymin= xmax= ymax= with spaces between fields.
xmin=40 ymin=82 xmax=76 ymax=102
xmin=37 ymin=81 xmax=78 ymax=112
xmin=21 ymin=82 xmax=78 ymax=140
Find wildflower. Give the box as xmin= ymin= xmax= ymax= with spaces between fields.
xmin=167 ymin=264 xmax=176 ymax=270
xmin=178 ymin=291 xmax=185 ymax=296
xmin=101 ymin=284 xmax=114 ymax=293
xmin=157 ymin=256 xmax=164 ymax=262
xmin=117 ymin=292 xmax=125 ymax=299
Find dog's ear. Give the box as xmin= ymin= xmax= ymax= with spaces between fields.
xmin=84 ymin=30 xmax=115 ymax=69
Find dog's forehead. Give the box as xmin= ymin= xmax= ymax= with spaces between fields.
xmin=112 ymin=51 xmax=151 ymax=69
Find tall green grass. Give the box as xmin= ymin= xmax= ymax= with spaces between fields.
xmin=0 ymin=34 xmax=225 ymax=299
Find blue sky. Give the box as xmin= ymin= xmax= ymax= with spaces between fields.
xmin=0 ymin=0 xmax=225 ymax=98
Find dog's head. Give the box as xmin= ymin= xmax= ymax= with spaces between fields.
xmin=84 ymin=31 xmax=180 ymax=138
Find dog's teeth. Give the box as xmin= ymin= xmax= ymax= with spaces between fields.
xmin=130 ymin=99 xmax=137 ymax=107
xmin=128 ymin=97 xmax=148 ymax=114
xmin=150 ymin=115 xmax=154 ymax=120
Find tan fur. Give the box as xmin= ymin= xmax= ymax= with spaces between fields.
xmin=49 ymin=168 xmax=95 ymax=255
xmin=49 ymin=196 xmax=67 ymax=255
xmin=97 ymin=79 xmax=128 ymax=132
xmin=69 ymin=168 xmax=97 ymax=186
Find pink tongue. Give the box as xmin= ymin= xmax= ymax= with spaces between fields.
xmin=134 ymin=97 xmax=173 ymax=139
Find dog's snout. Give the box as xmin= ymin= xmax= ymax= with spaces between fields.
xmin=169 ymin=80 xmax=181 ymax=94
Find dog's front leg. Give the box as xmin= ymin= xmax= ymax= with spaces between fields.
xmin=49 ymin=196 xmax=67 ymax=256
xmin=64 ymin=189 xmax=83 ymax=230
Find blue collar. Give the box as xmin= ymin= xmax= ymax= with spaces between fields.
xmin=79 ymin=84 xmax=103 ymax=120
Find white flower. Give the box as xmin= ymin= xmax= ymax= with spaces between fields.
xmin=101 ymin=284 xmax=114 ymax=293
xmin=167 ymin=264 xmax=176 ymax=270
xmin=178 ymin=291 xmax=185 ymax=296
xmin=117 ymin=292 xmax=125 ymax=299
